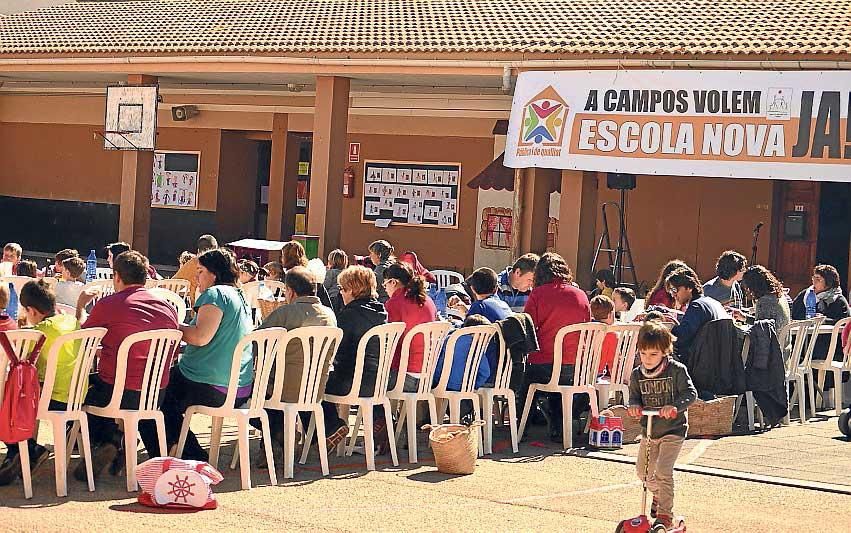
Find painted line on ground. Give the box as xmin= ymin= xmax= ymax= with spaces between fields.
xmin=575 ymin=449 xmax=851 ymax=495
xmin=680 ymin=439 xmax=715 ymax=465
xmin=502 ymin=481 xmax=642 ymax=504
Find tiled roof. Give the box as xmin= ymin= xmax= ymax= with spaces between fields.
xmin=1 ymin=0 xmax=849 ymax=56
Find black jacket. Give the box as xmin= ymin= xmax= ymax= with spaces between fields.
xmin=744 ymin=319 xmax=788 ymax=423
xmin=684 ymin=318 xmax=747 ymax=397
xmin=325 ymin=297 xmax=388 ymax=396
xmin=497 ymin=313 xmax=539 ymax=363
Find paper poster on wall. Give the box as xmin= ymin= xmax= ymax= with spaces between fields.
xmin=152 ymin=151 xmax=200 ymax=209
xmin=296 ymin=181 xmax=308 ymax=207
xmin=361 ymin=160 xmax=461 ymax=228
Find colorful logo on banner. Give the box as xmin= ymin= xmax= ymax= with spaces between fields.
xmin=519 ymin=86 xmax=569 ymax=149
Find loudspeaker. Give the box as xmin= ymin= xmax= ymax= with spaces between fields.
xmin=606 ymin=173 xmax=636 ymax=190
xmin=171 ymin=105 xmax=199 ymax=122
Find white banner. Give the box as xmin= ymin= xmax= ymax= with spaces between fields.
xmin=504 ymin=70 xmax=851 ymax=182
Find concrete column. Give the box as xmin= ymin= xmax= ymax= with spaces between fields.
xmin=556 ymin=170 xmax=599 ymax=288
xmin=266 ymin=113 xmax=290 ymax=240
xmin=518 ymin=167 xmax=557 ymax=254
xmin=118 ymin=74 xmax=156 ymax=254
xmin=308 ymin=76 xmax=350 ymax=256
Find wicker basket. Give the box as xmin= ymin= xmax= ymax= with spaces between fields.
xmin=601 ymin=406 xmax=643 ymax=444
xmin=258 ymin=298 xmax=287 ymax=321
xmin=422 ymin=422 xmax=484 ymax=475
xmin=686 ymin=395 xmax=737 ymax=436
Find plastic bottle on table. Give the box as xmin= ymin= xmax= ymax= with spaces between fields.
xmin=85 ymin=250 xmax=98 ymax=283
xmin=6 ymin=282 xmax=18 ymax=320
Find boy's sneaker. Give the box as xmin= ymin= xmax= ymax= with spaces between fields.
xmin=0 ymin=452 xmax=21 ymax=486
xmin=74 ymin=442 xmax=118 ymax=482
xmin=326 ymin=423 xmax=350 ymax=451
xmin=654 ymin=514 xmax=673 ymax=530
xmin=0 ymin=445 xmax=50 ymax=486
xmin=650 ymin=497 xmax=658 ymax=518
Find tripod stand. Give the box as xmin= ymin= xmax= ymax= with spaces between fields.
xmin=591 ymin=187 xmax=638 ymax=288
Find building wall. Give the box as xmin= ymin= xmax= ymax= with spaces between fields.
xmin=216 ymin=131 xmax=259 ymax=244
xmin=593 ymin=174 xmax=773 ymax=289
xmin=339 ymin=133 xmax=493 ymax=274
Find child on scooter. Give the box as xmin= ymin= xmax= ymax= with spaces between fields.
xmin=627 ymin=320 xmax=697 ymax=529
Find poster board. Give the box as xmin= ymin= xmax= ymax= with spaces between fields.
xmin=361 ymin=160 xmax=460 ymax=228
xmin=152 ymin=151 xmax=200 ymax=209
xmin=504 ymin=70 xmax=851 ymax=181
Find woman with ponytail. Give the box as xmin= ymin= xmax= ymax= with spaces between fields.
xmin=382 ymin=262 xmax=438 ymax=388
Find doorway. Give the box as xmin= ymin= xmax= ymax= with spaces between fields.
xmin=816 ymin=182 xmax=851 ymax=287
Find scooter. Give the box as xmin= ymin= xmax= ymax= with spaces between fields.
xmin=615 ymin=410 xmax=687 ymax=533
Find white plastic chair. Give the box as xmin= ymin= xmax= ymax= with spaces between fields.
xmin=812 ymin=317 xmax=851 ymax=416
xmin=176 ymin=328 xmax=285 ymax=489
xmin=264 ymin=326 xmax=343 ymax=479
xmin=242 ymin=280 xmax=288 ymax=326
xmin=783 ymin=318 xmax=824 ymax=424
xmin=594 ymin=323 xmax=641 ymax=408
xmin=1 ymin=275 xmax=36 ymax=295
xmin=40 ymin=328 xmax=107 ymax=497
xmin=83 ymin=329 xmax=183 ymax=491
xmin=0 ymin=330 xmax=46 ymax=499
xmin=83 ymin=279 xmax=115 ymax=305
xmin=477 ymin=328 xmax=519 ymax=455
xmin=518 ymin=323 xmax=607 ymax=449
xmin=305 ymin=322 xmax=406 ymax=471
xmin=430 ymin=270 xmax=464 ymax=290
xmin=155 ymin=278 xmax=191 ymax=300
xmin=386 ymin=321 xmax=451 ymax=463
xmin=148 ymin=287 xmax=188 ymax=324
xmin=433 ymin=325 xmax=499 ymax=456
xmin=95 ymin=267 xmax=113 ymax=280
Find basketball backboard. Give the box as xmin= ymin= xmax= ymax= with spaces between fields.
xmin=103 ymin=85 xmax=158 ymax=150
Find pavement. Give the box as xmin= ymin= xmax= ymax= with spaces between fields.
xmin=1 ymin=407 xmax=850 ymax=532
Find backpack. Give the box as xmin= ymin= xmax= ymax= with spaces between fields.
xmin=0 ymin=331 xmax=45 ymax=443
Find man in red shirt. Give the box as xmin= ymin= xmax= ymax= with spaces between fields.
xmin=522 ymin=253 xmax=592 ymax=442
xmin=74 ymin=251 xmax=178 ymax=481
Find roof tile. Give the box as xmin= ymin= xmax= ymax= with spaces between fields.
xmin=0 ymin=0 xmax=849 ymax=56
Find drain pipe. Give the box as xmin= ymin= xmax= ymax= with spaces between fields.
xmin=501 ymin=65 xmax=513 ymax=94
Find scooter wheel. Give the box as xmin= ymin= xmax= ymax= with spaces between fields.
xmin=650 ymin=525 xmax=667 ymax=533
xmin=840 ymin=410 xmax=851 ymax=437
xmin=614 ymin=521 xmax=625 ymax=533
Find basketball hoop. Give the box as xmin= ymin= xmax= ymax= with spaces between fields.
xmin=102 ymin=85 xmax=158 ymax=151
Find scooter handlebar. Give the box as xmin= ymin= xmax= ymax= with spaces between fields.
xmin=641 ymin=409 xmax=660 ymax=417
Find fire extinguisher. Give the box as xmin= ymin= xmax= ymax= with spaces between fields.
xmin=343 ymin=166 xmax=355 ymax=198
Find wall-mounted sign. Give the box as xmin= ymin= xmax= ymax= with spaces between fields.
xmin=152 ymin=151 xmax=200 ymax=209
xmin=349 ymin=143 xmax=361 ymax=163
xmin=361 ymin=160 xmax=460 ymax=229
xmin=505 ymin=70 xmax=851 ymax=182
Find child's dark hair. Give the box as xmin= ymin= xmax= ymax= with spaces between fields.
xmin=613 ymin=286 xmax=636 ymax=308
xmin=20 ymin=280 xmax=56 ymax=315
xmin=16 ymin=259 xmax=38 ymax=278
xmin=590 ymin=295 xmax=614 ymax=321
xmin=466 ymin=267 xmax=498 ymax=296
xmin=637 ymin=320 xmax=674 ymax=355
xmin=462 ymin=314 xmax=490 ymax=327
xmin=595 ymin=269 xmax=616 ymax=289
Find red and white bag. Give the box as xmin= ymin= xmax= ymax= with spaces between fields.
xmin=0 ymin=332 xmax=45 ymax=444
xmin=135 ymin=457 xmax=223 ymax=510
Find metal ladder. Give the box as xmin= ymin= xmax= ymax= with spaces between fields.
xmin=591 ymin=199 xmax=638 ymax=288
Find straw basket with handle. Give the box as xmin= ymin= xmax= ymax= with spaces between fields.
xmin=421 ymin=421 xmax=485 ymax=475
xmin=258 ymin=298 xmax=287 ymax=321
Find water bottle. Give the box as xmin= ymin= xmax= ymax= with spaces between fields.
xmin=85 ymin=250 xmax=98 ymax=283
xmin=6 ymin=283 xmax=18 ymax=320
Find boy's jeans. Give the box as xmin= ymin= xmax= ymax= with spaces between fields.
xmin=636 ymin=434 xmax=685 ymax=518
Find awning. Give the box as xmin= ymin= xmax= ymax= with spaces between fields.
xmin=467 ymin=152 xmax=515 ymax=191
xmin=467 ymin=152 xmax=562 ymax=193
